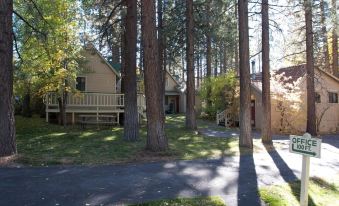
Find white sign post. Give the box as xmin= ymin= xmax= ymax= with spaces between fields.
xmin=289 ymin=133 xmax=321 ymax=206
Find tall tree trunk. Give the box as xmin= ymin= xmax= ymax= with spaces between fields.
xmin=141 ymin=0 xmax=168 ymax=151
xmin=206 ymin=0 xmax=212 ymax=110
xmin=158 ymin=0 xmax=166 ymax=113
xmin=197 ymin=51 xmax=200 ymax=88
xmin=206 ymin=35 xmax=212 ymax=78
xmin=123 ymin=0 xmax=139 ymax=141
xmin=22 ymin=88 xmax=32 ymax=117
xmin=234 ymin=0 xmax=239 ymax=75
xmin=120 ymin=9 xmax=126 ymax=93
xmin=111 ymin=26 xmax=121 ymax=65
xmin=305 ymin=0 xmax=317 ymax=136
xmin=62 ymin=89 xmax=67 ymax=128
xmin=261 ymin=0 xmax=272 ymax=144
xmin=0 ymin=0 xmax=16 ymax=157
xmin=57 ymin=89 xmax=67 ymax=127
xmin=185 ymin=0 xmax=197 ymax=130
xmin=223 ymin=43 xmax=227 ymax=74
xmin=238 ymin=0 xmax=252 ymax=148
xmin=332 ymin=0 xmax=338 ymax=76
xmin=214 ymin=45 xmax=218 ymax=76
xmin=320 ymin=0 xmax=330 ymax=71
xmin=181 ymin=51 xmax=185 ymax=80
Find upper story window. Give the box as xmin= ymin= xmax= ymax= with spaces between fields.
xmin=76 ymin=77 xmax=86 ymax=91
xmin=328 ymin=92 xmax=338 ymax=103
xmin=315 ymin=92 xmax=321 ymax=103
xmin=165 ymin=77 xmax=169 ymax=87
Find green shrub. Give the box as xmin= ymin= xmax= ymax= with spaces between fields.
xmin=199 ymin=71 xmax=239 ymax=119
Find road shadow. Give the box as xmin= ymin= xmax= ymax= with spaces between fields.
xmin=321 ymin=134 xmax=339 ymax=149
xmin=237 ymin=147 xmax=262 ymax=206
xmin=264 ymin=143 xmax=316 ymax=205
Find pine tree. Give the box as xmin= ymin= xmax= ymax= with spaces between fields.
xmin=123 ymin=0 xmax=139 ymax=141
xmin=185 ymin=0 xmax=197 ymax=130
xmin=304 ymin=0 xmax=317 ymax=136
xmin=238 ymin=0 xmax=252 ymax=148
xmin=261 ymin=0 xmax=272 ymax=144
xmin=141 ymin=0 xmax=168 ymax=151
xmin=0 ymin=0 xmax=17 ymax=157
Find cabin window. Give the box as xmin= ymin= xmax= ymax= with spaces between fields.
xmin=328 ymin=92 xmax=338 ymax=103
xmin=76 ymin=77 xmax=86 ymax=91
xmin=315 ymin=92 xmax=321 ymax=103
xmin=165 ymin=77 xmax=169 ymax=87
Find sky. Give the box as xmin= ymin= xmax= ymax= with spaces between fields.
xmin=248 ymin=0 xmax=302 ymax=72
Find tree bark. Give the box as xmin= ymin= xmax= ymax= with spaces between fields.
xmin=320 ymin=0 xmax=330 ymax=72
xmin=158 ymin=0 xmax=166 ymax=113
xmin=223 ymin=43 xmax=227 ymax=74
xmin=261 ymin=0 xmax=272 ymax=144
xmin=332 ymin=0 xmax=338 ymax=76
xmin=214 ymin=45 xmax=218 ymax=76
xmin=141 ymin=0 xmax=168 ymax=151
xmin=238 ymin=0 xmax=252 ymax=148
xmin=206 ymin=34 xmax=212 ymax=78
xmin=205 ymin=0 xmax=212 ymax=110
xmin=120 ymin=9 xmax=126 ymax=93
xmin=197 ymin=52 xmax=200 ymax=88
xmin=305 ymin=0 xmax=317 ymax=136
xmin=185 ymin=0 xmax=197 ymax=130
xmin=57 ymin=89 xmax=67 ymax=127
xmin=123 ymin=0 xmax=139 ymax=141
xmin=22 ymin=90 xmax=32 ymax=117
xmin=0 ymin=0 xmax=16 ymax=157
xmin=234 ymin=0 xmax=239 ymax=75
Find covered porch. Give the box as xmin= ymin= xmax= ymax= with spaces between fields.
xmin=44 ymin=92 xmax=146 ymax=125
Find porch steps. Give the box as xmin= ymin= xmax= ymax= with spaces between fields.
xmin=216 ymin=109 xmax=233 ymax=127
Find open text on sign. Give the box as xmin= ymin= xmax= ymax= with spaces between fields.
xmin=289 ymin=134 xmax=321 ymax=158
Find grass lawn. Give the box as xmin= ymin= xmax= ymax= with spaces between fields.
xmin=259 ymin=177 xmax=339 ymax=206
xmin=12 ymin=114 xmax=245 ymax=166
xmin=130 ymin=196 xmax=226 ymax=206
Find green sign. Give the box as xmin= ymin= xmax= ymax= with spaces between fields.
xmin=289 ymin=133 xmax=321 ymax=158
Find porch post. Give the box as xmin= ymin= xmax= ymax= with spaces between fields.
xmin=72 ymin=112 xmax=75 ymax=125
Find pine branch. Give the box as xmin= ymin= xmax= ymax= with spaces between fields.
xmin=13 ymin=32 xmax=23 ymax=65
xmin=13 ymin=10 xmax=46 ymax=38
xmin=99 ymin=0 xmax=124 ymax=37
xmin=278 ymin=50 xmax=306 ymax=61
xmin=28 ymin=0 xmax=50 ymax=27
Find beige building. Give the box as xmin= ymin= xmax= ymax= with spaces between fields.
xmin=250 ymin=65 xmax=339 ymax=134
xmin=164 ymin=71 xmax=186 ymax=114
xmin=77 ymin=44 xmax=119 ymax=93
xmin=45 ymin=44 xmax=186 ymax=125
xmin=45 ymin=44 xmax=145 ymax=124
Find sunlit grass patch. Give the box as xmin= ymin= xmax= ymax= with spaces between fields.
xmin=13 ymin=114 xmax=269 ymax=166
xmin=130 ymin=196 xmax=226 ymax=206
xmin=259 ymin=177 xmax=339 ymax=206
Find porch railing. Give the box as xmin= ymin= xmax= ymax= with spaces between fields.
xmin=45 ymin=92 xmax=146 ymax=109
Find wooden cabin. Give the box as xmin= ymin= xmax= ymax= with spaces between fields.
xmin=45 ymin=44 xmax=146 ymax=125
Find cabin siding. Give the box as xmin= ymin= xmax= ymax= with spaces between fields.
xmin=165 ymin=73 xmax=179 ymax=92
xmin=80 ymin=49 xmax=117 ymax=93
xmin=252 ymin=69 xmax=339 ymax=134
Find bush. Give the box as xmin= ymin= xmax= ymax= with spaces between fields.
xmin=199 ymin=71 xmax=239 ymax=119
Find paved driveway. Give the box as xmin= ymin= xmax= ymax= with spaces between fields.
xmin=1 ymin=133 xmax=338 ymax=206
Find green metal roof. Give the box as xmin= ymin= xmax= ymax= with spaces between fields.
xmin=108 ymin=61 xmax=121 ymax=73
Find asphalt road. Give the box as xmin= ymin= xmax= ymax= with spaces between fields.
xmin=1 ymin=135 xmax=338 ymax=206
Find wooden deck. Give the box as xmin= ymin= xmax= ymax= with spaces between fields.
xmin=44 ymin=92 xmax=146 ymax=124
